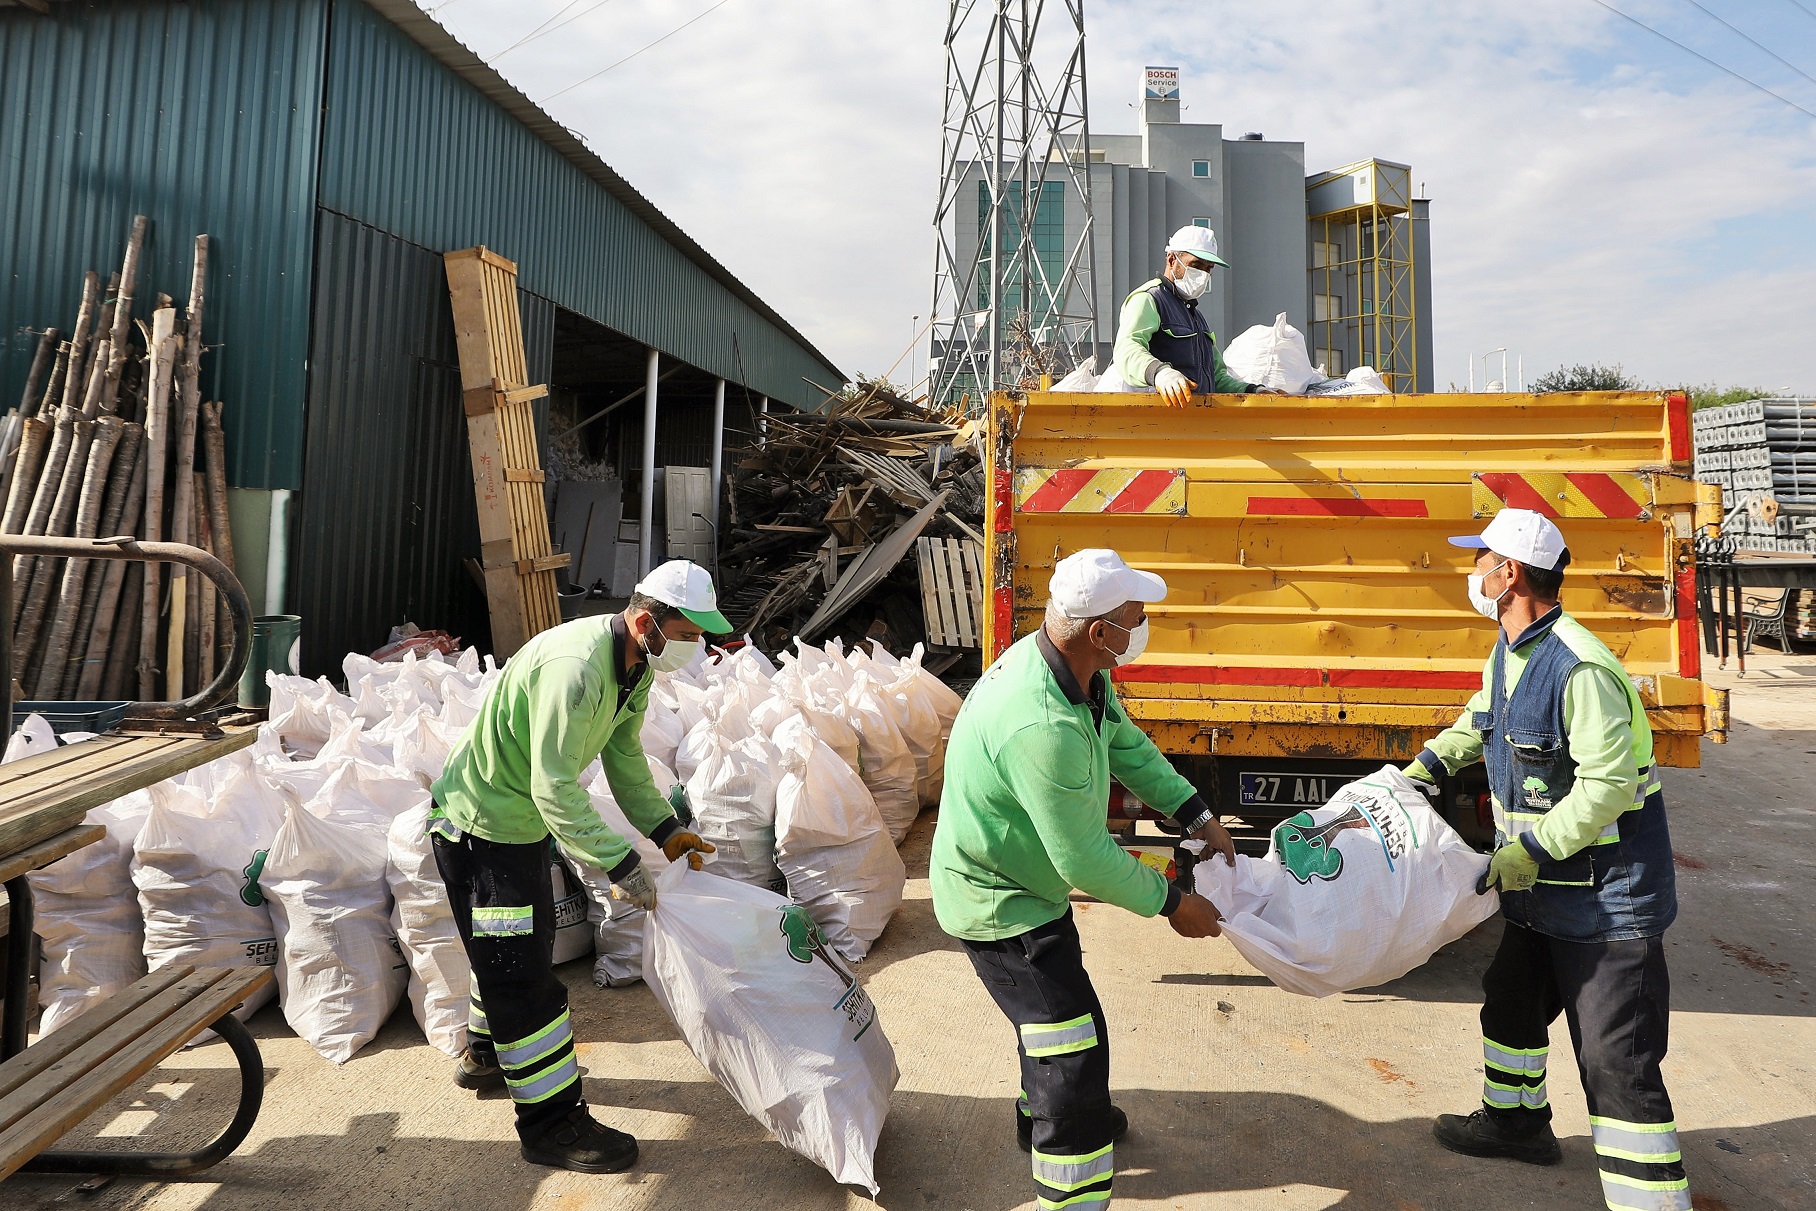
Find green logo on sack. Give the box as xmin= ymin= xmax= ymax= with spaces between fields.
xmin=239 ymin=850 xmax=268 ymax=907
xmin=780 ymin=904 xmax=853 ymax=990
xmin=1273 ymin=805 xmax=1368 ymax=885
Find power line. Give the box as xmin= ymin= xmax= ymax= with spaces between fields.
xmin=538 ymin=0 xmax=739 ymax=103
xmin=490 ymin=0 xmax=618 ymax=63
xmin=1678 ymin=0 xmax=1816 ymax=90
xmin=1588 ymin=0 xmax=1816 ymax=120
xmin=1786 ymin=0 xmax=1816 ymax=23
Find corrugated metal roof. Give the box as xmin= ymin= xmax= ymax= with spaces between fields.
xmin=295 ymin=209 xmax=555 ymax=670
xmin=0 ymin=0 xmax=326 ymax=489
xmin=334 ymin=0 xmax=842 ymax=409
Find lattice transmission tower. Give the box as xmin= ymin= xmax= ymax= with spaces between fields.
xmin=929 ymin=0 xmax=1098 ymax=410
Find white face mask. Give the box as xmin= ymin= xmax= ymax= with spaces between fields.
xmin=1098 ymin=617 xmax=1150 ymax=667
xmin=1174 ymin=265 xmax=1210 ymax=299
xmin=642 ymin=627 xmax=700 ymax=674
xmin=1467 ymin=560 xmax=1512 ymax=620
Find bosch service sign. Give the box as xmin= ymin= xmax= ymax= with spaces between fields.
xmin=1144 ymin=66 xmax=1179 ymax=99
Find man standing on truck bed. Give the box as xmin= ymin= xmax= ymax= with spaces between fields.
xmin=1404 ymin=508 xmax=1687 ymax=1211
xmin=1110 ymin=224 xmax=1282 ymax=405
xmin=932 ymin=547 xmax=1235 ymax=1211
xmin=429 ymin=560 xmax=721 ymax=1175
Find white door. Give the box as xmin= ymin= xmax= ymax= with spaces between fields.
xmin=664 ymin=466 xmax=714 ymax=567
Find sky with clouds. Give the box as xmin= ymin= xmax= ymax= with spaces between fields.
xmin=420 ymin=0 xmax=1816 ymax=396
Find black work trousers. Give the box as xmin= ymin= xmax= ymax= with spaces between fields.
xmin=432 ymin=830 xmax=582 ymax=1139
xmin=1479 ymin=921 xmax=1689 ymax=1211
xmin=962 ymin=910 xmax=1116 ymax=1209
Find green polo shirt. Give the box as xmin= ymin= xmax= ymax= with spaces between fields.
xmin=930 ymin=629 xmax=1200 ymax=941
xmin=432 ymin=614 xmax=679 ymax=875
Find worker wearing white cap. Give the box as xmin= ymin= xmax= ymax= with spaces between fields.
xmin=1405 ymin=510 xmax=1687 ymax=1208
xmin=931 ymin=548 xmax=1234 ymax=1209
xmin=1110 ymin=224 xmax=1284 ymax=405
xmin=428 ymin=559 xmax=722 ymax=1174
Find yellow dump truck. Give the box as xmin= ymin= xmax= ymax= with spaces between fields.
xmin=983 ymin=389 xmax=1728 ymax=848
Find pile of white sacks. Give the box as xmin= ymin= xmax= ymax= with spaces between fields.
xmin=20 ymin=634 xmax=960 ymax=1066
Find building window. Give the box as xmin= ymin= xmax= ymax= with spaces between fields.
xmin=1313 ymin=294 xmax=1342 ymax=323
xmin=1317 ymin=348 xmax=1344 ymax=375
xmin=1312 ymin=241 xmax=1341 ymax=269
xmin=1192 ymin=217 xmax=1210 ymax=228
xmin=977 ymin=179 xmax=1067 ymax=318
xmin=1192 ymin=160 xmax=1210 ymax=177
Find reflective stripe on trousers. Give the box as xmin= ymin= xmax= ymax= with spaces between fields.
xmin=1592 ymin=1117 xmax=1690 ymax=1210
xmin=1020 ymin=1014 xmax=1099 ymax=1058
xmin=1481 ymin=1035 xmax=1548 ymax=1111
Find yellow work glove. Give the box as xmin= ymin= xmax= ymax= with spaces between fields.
xmin=1154 ymin=366 xmax=1197 ymax=408
xmin=1486 ymin=840 xmax=1540 ymax=892
xmin=1401 ymin=758 xmax=1439 ymax=801
xmin=662 ymin=830 xmax=715 ymax=870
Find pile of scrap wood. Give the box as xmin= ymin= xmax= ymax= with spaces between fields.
xmin=718 ymin=380 xmax=986 ymax=662
xmin=1 ymin=215 xmax=238 ymax=703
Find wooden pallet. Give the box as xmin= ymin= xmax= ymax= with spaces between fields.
xmin=917 ymin=536 xmax=983 ymax=649
xmin=443 ymin=247 xmax=569 ymax=656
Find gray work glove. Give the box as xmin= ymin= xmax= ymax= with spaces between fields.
xmin=610 ymin=861 xmax=658 ymax=911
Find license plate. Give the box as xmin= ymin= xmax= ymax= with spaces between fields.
xmin=1239 ymin=771 xmax=1346 ymax=808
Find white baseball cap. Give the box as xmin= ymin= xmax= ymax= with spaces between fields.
xmin=1449 ymin=508 xmax=1566 ymax=571
xmin=1165 ymin=224 xmax=1230 ymax=268
xmin=1049 ymin=549 xmax=1168 ymax=619
xmin=633 ymin=559 xmax=733 ymax=633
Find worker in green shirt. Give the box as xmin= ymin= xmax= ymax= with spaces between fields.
xmin=430 ymin=560 xmax=721 ymax=1175
xmin=932 ymin=547 xmax=1234 ymax=1211
xmin=1404 ymin=509 xmax=1687 ymax=1210
xmin=1111 ymin=224 xmax=1284 ymax=405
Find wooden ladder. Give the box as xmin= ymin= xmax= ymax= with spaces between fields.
xmin=443 ymin=246 xmax=569 ymax=656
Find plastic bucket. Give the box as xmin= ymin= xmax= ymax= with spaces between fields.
xmin=239 ymin=614 xmax=302 ymax=708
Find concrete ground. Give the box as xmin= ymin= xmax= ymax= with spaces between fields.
xmin=10 ymin=652 xmax=1814 ymax=1210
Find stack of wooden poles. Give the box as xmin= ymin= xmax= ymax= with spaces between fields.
xmin=1 ymin=215 xmax=237 ymax=704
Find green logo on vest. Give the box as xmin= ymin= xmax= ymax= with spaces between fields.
xmin=1522 ymin=775 xmax=1553 ymax=809
xmin=1273 ymin=805 xmax=1368 ymax=884
xmin=239 ymin=850 xmax=268 ymax=907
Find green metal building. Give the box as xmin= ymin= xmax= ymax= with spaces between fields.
xmin=0 ymin=0 xmax=840 ymax=671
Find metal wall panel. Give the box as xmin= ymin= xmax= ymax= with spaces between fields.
xmin=320 ymin=0 xmax=837 ymax=410
xmin=296 ymin=209 xmax=552 ymax=675
xmin=0 ymin=0 xmax=326 ymax=489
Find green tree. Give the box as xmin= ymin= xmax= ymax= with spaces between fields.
xmin=1533 ymin=363 xmax=1640 ymax=392
xmin=1673 ymin=382 xmax=1771 ymax=411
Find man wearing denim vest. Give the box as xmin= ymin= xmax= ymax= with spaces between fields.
xmin=1404 ymin=508 xmax=1687 ymax=1211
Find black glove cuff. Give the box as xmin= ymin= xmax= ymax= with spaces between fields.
xmin=606 ymin=851 xmax=643 ymax=883
xmin=648 ymin=817 xmax=683 ymax=849
xmin=1159 ymin=883 xmax=1184 ymax=917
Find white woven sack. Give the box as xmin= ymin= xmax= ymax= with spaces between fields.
xmin=265 ymin=674 xmax=356 ymax=756
xmin=385 ymin=803 xmax=469 ymax=1056
xmin=132 ymin=765 xmax=287 ymax=1023
xmin=1223 ymin=312 xmax=1320 ymax=394
xmin=30 ymin=790 xmax=151 ymax=1034
xmin=1195 ymin=765 xmax=1497 ymax=997
xmin=641 ymin=699 xmax=684 ymax=769
xmin=643 ymin=863 xmax=898 ymax=1195
xmin=773 ymin=716 xmax=904 ymax=961
xmin=263 ymin=801 xmax=406 ymax=1062
xmin=843 ymin=673 xmax=920 ymax=844
xmin=685 ymin=731 xmax=784 ymax=894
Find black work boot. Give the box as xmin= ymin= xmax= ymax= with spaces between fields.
xmin=1018 ymin=1104 xmax=1129 ymax=1153
xmin=453 ymin=1049 xmax=505 ymax=1092
xmin=521 ymin=1106 xmax=640 ymax=1174
xmin=1433 ymin=1108 xmax=1562 ymax=1165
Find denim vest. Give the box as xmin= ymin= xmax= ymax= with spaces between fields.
xmin=1476 ymin=613 xmax=1677 ymax=942
xmin=1142 ymin=281 xmax=1221 ymax=391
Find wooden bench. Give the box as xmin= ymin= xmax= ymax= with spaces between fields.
xmin=0 ymin=964 xmax=273 ymax=1182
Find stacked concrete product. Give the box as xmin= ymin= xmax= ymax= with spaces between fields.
xmin=1693 ymin=398 xmax=1816 ymax=553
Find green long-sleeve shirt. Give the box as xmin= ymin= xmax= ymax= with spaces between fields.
xmin=931 ymin=629 xmax=1199 ymax=941
xmin=1112 ymin=279 xmax=1253 ymax=393
xmin=1417 ymin=610 xmax=1658 ymax=862
xmin=432 ymin=614 xmax=679 ymax=875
